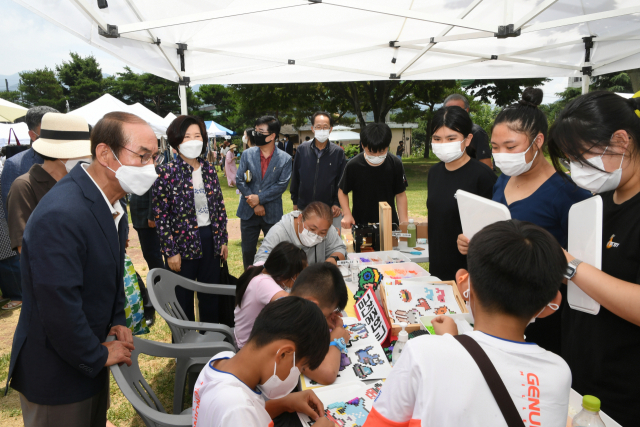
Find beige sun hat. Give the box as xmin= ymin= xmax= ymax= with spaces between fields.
xmin=32 ymin=113 xmax=92 ymax=159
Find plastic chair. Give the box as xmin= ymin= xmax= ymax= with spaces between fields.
xmin=108 ymin=335 xmax=235 ymax=427
xmin=146 ymin=268 xmax=236 ymax=345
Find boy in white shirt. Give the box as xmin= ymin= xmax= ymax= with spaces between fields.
xmin=193 ymin=296 xmax=335 ymax=427
xmin=365 ymin=220 xmax=571 ymax=427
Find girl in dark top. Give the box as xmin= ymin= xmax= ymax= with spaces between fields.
xmin=548 ymin=91 xmax=640 ymax=426
xmin=427 ymin=106 xmax=496 ymax=280
xmin=457 ymin=88 xmax=590 ymax=354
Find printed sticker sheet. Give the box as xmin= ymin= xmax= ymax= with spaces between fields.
xmin=298 ymin=381 xmax=383 ymax=427
xmin=385 ymin=282 xmax=461 ymax=323
xmin=300 ymin=320 xmax=392 ymax=389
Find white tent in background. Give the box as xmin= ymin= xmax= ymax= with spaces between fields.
xmin=0 ymin=123 xmax=30 ymax=147
xmin=329 ymin=125 xmax=361 ymax=142
xmin=207 ymin=121 xmax=228 ymax=138
xmin=0 ymin=98 xmax=28 ymax=123
xmin=164 ymin=112 xmax=178 ymax=127
xmin=127 ymin=103 xmax=169 ymax=137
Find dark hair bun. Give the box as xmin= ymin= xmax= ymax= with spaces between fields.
xmin=520 ymin=87 xmax=544 ymax=107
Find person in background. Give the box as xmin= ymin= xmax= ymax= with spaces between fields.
xmin=277 ymin=135 xmax=294 ymax=156
xmin=7 ymin=112 xmax=158 ymax=427
xmin=153 ymin=115 xmax=228 ymax=323
xmin=304 ymin=136 xmax=311 ymax=143
xmin=395 ymin=141 xmax=404 ymax=158
xmin=443 ymin=94 xmax=493 ymax=169
xmin=290 ymin=111 xmax=346 ymax=231
xmin=234 ymin=242 xmax=307 ymax=348
xmin=292 ymin=147 xmax=297 ymax=160
xmin=242 ymin=128 xmax=254 ymax=150
xmin=225 ymin=145 xmax=238 ymax=187
xmin=365 ymin=220 xmax=570 ymax=427
xmin=547 ymin=91 xmax=640 ymax=426
xmin=0 ymin=191 xmax=19 ymax=310
xmin=427 ymin=107 xmax=496 ymax=281
xmin=220 ymin=140 xmax=230 ymax=173
xmin=457 ymin=87 xmax=591 ymax=354
xmin=339 ymin=123 xmax=408 ymax=230
xmin=236 ymin=116 xmax=292 ymax=270
xmin=1 ymin=106 xmax=60 ymax=218
xmin=255 ymin=201 xmax=346 ymax=266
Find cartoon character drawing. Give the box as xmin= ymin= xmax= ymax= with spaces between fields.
xmin=400 ymin=289 xmax=412 ymax=302
xmin=339 ymin=353 xmax=351 ymax=371
xmin=365 ymin=382 xmax=383 ymax=400
xmin=352 ymin=363 xmax=374 ymax=380
xmin=407 ymin=308 xmax=421 ymax=324
xmin=346 ymin=323 xmax=368 ymax=347
xmin=436 ymin=288 xmax=446 ymax=303
xmin=434 ymin=305 xmax=449 ymax=315
xmin=356 ymin=346 xmax=384 ymax=366
xmin=424 ymin=288 xmax=434 ymax=300
xmin=394 ymin=309 xmax=408 ymax=322
xmin=325 ymin=396 xmax=370 ymax=427
xmin=416 ymin=297 xmax=431 ymax=310
xmin=355 ymin=267 xmax=383 ymax=301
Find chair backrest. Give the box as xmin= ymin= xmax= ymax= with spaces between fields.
xmin=147 ymin=269 xmax=192 ymax=342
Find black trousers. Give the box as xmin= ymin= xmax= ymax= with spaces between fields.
xmin=134 ymin=227 xmax=165 ymax=271
xmin=240 ymin=214 xmax=275 ymax=271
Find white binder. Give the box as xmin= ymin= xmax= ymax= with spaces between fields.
xmin=456 ymin=189 xmax=511 ymax=240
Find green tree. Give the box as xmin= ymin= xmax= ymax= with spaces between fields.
xmin=56 ymin=52 xmax=103 ymax=109
xmin=464 ymin=78 xmax=549 ymax=106
xmin=18 ymin=67 xmax=65 ymax=110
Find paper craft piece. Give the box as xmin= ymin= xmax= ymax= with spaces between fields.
xmin=385 ymin=283 xmax=460 ymax=323
xmin=355 ymin=288 xmax=390 ymax=344
xmin=301 ymin=320 xmax=392 ymax=389
xmin=298 ymin=381 xmax=383 ymax=427
xmin=368 ymin=262 xmax=430 ymax=281
xmin=456 ymin=189 xmax=511 ymax=240
xmin=354 ymin=267 xmax=383 ymax=301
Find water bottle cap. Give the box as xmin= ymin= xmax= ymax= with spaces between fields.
xmin=582 ymin=395 xmax=601 ymax=412
xmin=409 ymin=219 xmax=414 ymax=223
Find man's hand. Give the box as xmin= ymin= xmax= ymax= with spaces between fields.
xmin=254 ymin=205 xmax=266 ymax=216
xmin=281 ymin=390 xmax=325 ymax=420
xmin=102 ymin=340 xmax=135 ymax=367
xmin=125 ymin=239 xmax=130 ymax=249
xmin=245 ymin=194 xmax=260 ymax=208
xmin=341 ymin=214 xmax=355 ymax=229
xmin=148 ymin=220 xmax=156 ymax=228
xmin=457 ymin=234 xmax=470 ymax=255
xmin=432 ymin=315 xmax=459 ymax=336
xmin=331 ymin=205 xmax=342 ymax=218
xmin=109 ymin=325 xmax=134 ymax=345
xmin=168 ymin=254 xmax=181 ymax=272
xmin=220 ymin=244 xmax=228 ymax=261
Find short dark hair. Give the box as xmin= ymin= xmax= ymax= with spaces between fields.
xmin=360 ymin=123 xmax=392 ymax=153
xmin=236 ymin=242 xmax=308 ymax=307
xmin=26 ymin=106 xmax=59 ymax=131
xmin=166 ymin=115 xmax=207 ymax=156
xmin=305 ymin=136 xmax=310 ymax=141
xmin=291 ymin=263 xmax=348 ymax=311
xmin=255 ymin=116 xmax=281 ymax=137
xmin=443 ymin=94 xmax=470 ymax=110
xmin=91 ymin=111 xmax=147 ymax=159
xmin=467 ymin=220 xmax=566 ymax=320
xmin=311 ymin=111 xmax=333 ymax=127
xmin=493 ymin=87 xmax=547 ymax=146
xmin=248 ymin=297 xmax=330 ymax=371
xmin=432 ymin=106 xmax=473 ymax=137
xmin=301 ymin=201 xmax=332 ymax=223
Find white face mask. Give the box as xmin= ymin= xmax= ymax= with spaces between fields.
xmin=493 ymin=137 xmax=539 ymax=176
xmin=107 ymin=150 xmax=158 ymax=196
xmin=61 ymin=156 xmax=92 ymax=173
xmin=179 ymin=139 xmax=203 ymax=159
xmin=364 ymin=151 xmax=387 ymax=165
xmin=432 ymin=139 xmax=465 ymax=163
xmin=315 ymin=130 xmax=330 ymax=143
xmin=242 ymin=135 xmax=248 ymax=144
xmin=257 ymin=351 xmax=300 ymax=400
xmin=528 ymin=303 xmax=560 ymax=325
xmin=298 ymin=222 xmax=324 ymax=247
xmin=570 ymin=147 xmax=624 ymax=193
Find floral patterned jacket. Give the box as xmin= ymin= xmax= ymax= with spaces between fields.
xmin=152 ymin=155 xmax=228 ymax=259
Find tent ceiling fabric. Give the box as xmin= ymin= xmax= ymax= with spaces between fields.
xmin=12 ymin=0 xmax=640 ymax=84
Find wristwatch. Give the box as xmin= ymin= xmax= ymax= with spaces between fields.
xmin=564 ymin=258 xmax=583 ymax=280
xmin=330 ymin=337 xmax=348 ymax=354
xmin=330 ymin=255 xmax=340 ymax=263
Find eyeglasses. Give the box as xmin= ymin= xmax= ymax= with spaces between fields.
xmin=313 ymin=126 xmax=331 ymax=131
xmin=252 ymin=130 xmax=272 ymax=136
xmin=119 ymin=145 xmax=161 ymax=165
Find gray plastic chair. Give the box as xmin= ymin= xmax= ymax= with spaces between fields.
xmin=146 ymin=268 xmax=236 ymax=345
xmin=108 ymin=335 xmax=235 ymax=427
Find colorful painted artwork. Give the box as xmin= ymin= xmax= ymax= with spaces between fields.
xmin=355 ymin=346 xmax=384 ymax=366
xmin=400 ymin=289 xmax=412 ymax=302
xmin=385 ymin=283 xmax=460 ymax=323
xmin=345 ymin=323 xmax=368 ymax=347
xmin=354 ymin=267 xmax=383 ymax=301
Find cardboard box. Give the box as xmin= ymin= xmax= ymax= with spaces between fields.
xmin=417 ymin=221 xmax=428 ymax=239
xmin=379 ymin=280 xmax=468 ymax=336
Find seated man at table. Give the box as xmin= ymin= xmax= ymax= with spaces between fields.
xmin=364 ymin=220 xmax=571 ymax=427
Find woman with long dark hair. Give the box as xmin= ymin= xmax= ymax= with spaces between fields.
xmin=234 ymin=241 xmax=307 ymax=348
xmin=548 ymin=92 xmax=640 ymax=426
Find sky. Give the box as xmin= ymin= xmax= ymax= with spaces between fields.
xmin=0 ymin=0 xmax=568 ymax=102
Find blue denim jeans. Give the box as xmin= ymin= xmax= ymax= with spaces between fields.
xmin=0 ymin=253 xmax=21 ymax=301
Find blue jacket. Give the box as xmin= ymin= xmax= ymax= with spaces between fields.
xmin=7 ymin=164 xmax=127 ymax=405
xmin=236 ymin=146 xmax=292 ymax=224
xmin=1 ymin=148 xmax=43 ymax=218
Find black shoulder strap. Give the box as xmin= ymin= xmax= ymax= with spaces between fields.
xmin=454 ymin=334 xmax=525 ymax=427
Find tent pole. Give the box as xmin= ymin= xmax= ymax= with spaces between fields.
xmin=581 ymin=36 xmax=593 ymax=95
xmin=179 ymin=84 xmax=188 ymax=115
xmin=582 ymin=75 xmax=591 ymax=95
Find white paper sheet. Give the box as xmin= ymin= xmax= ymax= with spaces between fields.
xmin=456 ymin=189 xmax=511 ymax=240
xmin=385 ymin=283 xmax=461 ymax=323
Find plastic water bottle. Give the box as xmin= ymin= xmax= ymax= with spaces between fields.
xmin=572 ymin=395 xmax=606 ymax=427
xmin=407 ymin=219 xmax=417 ymax=247
xmin=391 ymin=323 xmax=408 ymax=366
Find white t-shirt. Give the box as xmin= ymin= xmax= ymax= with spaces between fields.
xmin=366 ymin=331 xmax=571 ymax=427
xmin=193 ymin=351 xmax=274 ymax=427
xmin=192 ymin=167 xmax=211 ymax=227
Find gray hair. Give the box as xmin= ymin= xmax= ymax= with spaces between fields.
xmin=26 ymin=106 xmax=60 ymax=131
xmin=443 ymin=94 xmax=470 ymax=111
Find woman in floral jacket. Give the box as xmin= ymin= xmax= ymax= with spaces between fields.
xmin=152 ymin=115 xmax=228 ymax=323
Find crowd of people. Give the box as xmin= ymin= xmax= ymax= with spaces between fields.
xmin=0 ymin=88 xmax=639 ymax=427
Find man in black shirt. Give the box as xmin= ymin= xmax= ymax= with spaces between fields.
xmin=443 ymin=94 xmax=493 ymax=168
xmin=338 ymin=123 xmax=408 ymax=227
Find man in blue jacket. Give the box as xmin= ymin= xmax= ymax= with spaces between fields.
xmin=236 ymin=116 xmax=292 ymax=270
xmin=290 ymin=111 xmax=346 ymax=230
xmin=7 ymin=112 xmax=159 ymax=427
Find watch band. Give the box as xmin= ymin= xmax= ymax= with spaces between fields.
xmin=565 ymin=258 xmax=583 ymax=280
xmin=330 ymin=337 xmax=348 ymax=354
xmin=331 ymin=255 xmax=340 ymax=262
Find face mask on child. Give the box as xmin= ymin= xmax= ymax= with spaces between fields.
xmin=570 ymin=145 xmax=624 ymax=193
xmin=432 ymin=139 xmax=465 ymax=163
xmin=364 ymin=151 xmax=387 ymax=165
xmin=493 ymin=136 xmax=539 ymax=176
xmin=257 ymin=351 xmax=300 ymax=399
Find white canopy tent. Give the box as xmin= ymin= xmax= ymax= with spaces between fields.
xmin=329 ymin=125 xmax=361 ymax=142
xmin=207 ymin=122 xmax=228 ymax=138
xmin=0 ymin=98 xmax=28 ymax=123
xmin=13 ymin=0 xmax=640 ymax=115
xmin=164 ymin=112 xmax=178 ymax=127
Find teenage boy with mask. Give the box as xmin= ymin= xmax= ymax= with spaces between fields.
xmin=338 ymin=123 xmax=408 ymax=229
xmin=193 ymin=297 xmax=335 ymax=427
xmin=291 ymin=111 xmax=346 ymax=231
xmin=236 ymin=116 xmax=292 ymax=270
xmin=364 ymin=220 xmax=571 ymax=427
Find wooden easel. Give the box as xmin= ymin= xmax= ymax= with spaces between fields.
xmin=378 ymin=202 xmax=392 ymax=251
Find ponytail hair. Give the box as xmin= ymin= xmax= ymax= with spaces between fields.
xmin=235 ymin=242 xmax=308 ymax=307
xmin=493 ymin=87 xmax=548 ymax=145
